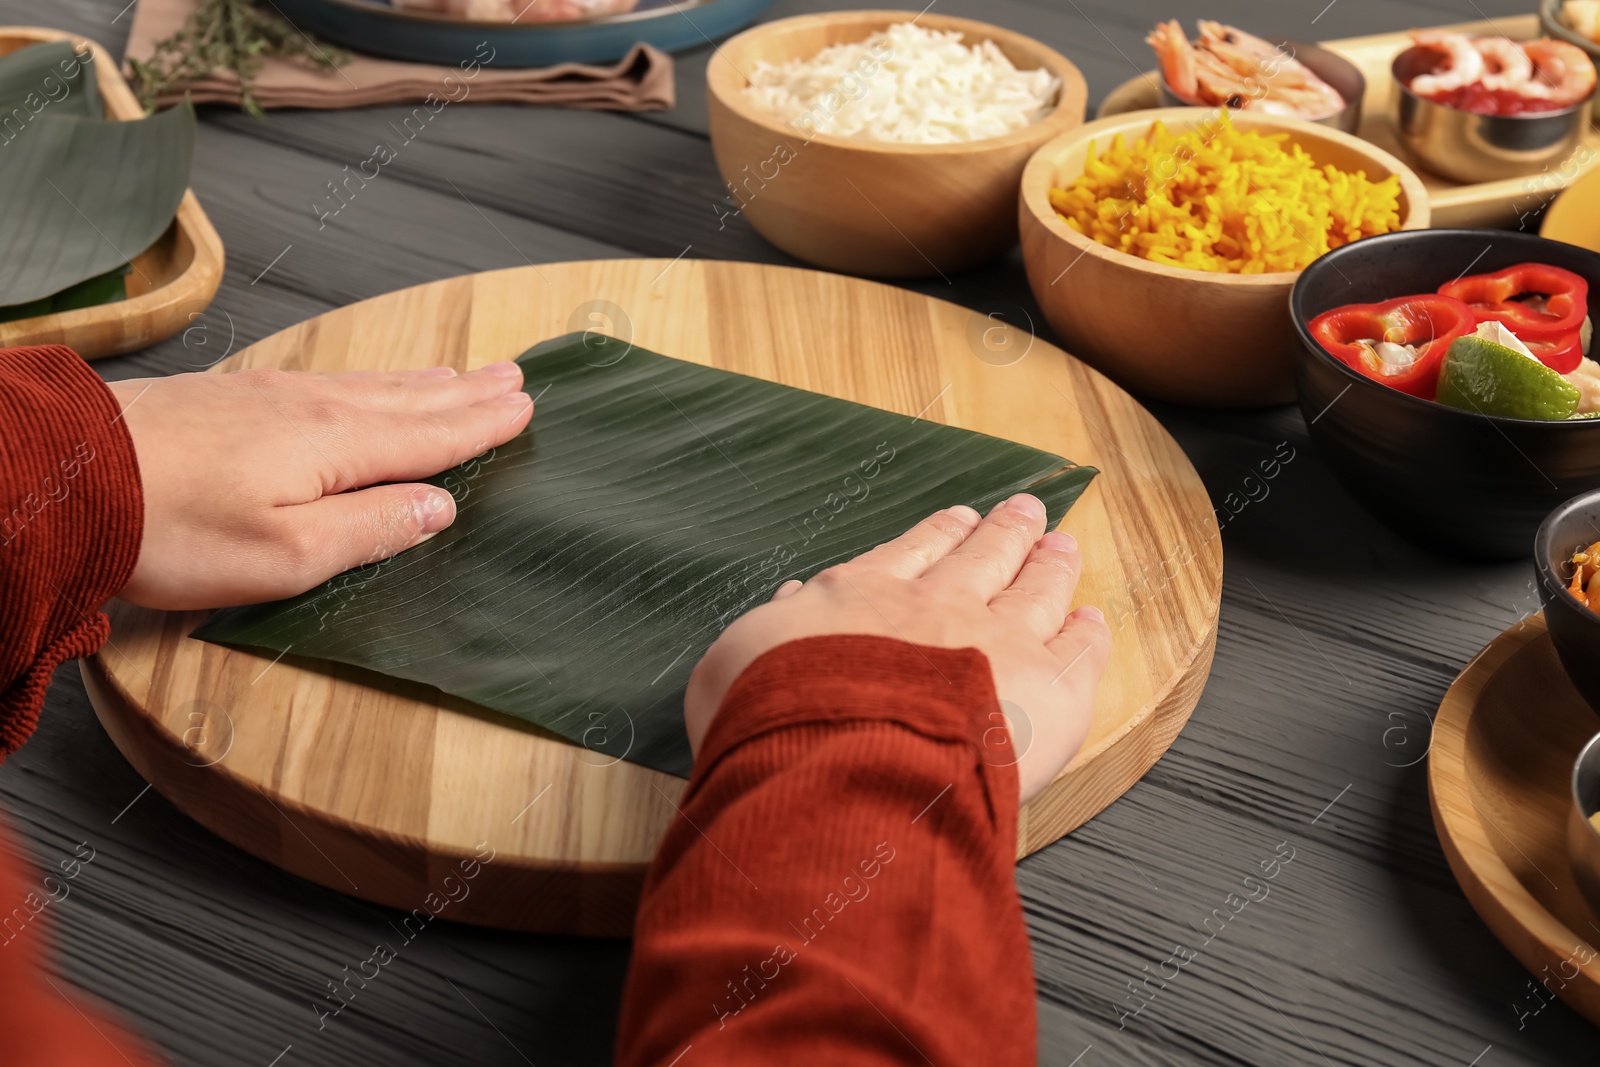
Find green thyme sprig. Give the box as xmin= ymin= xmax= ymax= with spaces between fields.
xmin=128 ymin=0 xmax=349 ymax=119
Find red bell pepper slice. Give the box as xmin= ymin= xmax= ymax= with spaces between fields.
xmin=1438 ymin=263 xmax=1589 ymax=341
xmin=1523 ymin=329 xmax=1586 ymax=374
xmin=1308 ymin=294 xmax=1476 ymax=399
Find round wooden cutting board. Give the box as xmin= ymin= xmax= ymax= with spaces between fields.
xmin=83 ymin=259 xmax=1222 ymax=936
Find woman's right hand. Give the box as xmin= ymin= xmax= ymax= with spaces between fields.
xmin=684 ymin=494 xmax=1111 ymax=804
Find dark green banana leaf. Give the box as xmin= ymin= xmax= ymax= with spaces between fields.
xmin=0 ymin=41 xmax=100 ymax=122
xmin=0 ymin=264 xmax=127 ymax=323
xmin=196 ymin=333 xmax=1098 ymax=777
xmin=0 ymin=44 xmax=136 ymax=319
xmin=0 ymin=100 xmax=195 ymax=307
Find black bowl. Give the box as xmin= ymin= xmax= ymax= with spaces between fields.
xmin=1292 ymin=229 xmax=1600 ymax=560
xmin=1537 ymin=491 xmax=1600 ymax=712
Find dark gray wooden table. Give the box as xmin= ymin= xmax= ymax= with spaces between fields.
xmin=2 ymin=0 xmax=1583 ymax=1063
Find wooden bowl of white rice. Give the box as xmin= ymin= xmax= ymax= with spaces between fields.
xmin=707 ymin=11 xmax=1086 ymax=278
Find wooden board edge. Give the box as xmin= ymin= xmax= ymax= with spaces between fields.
xmin=80 ymin=655 xmax=646 ymax=937
xmin=1427 ymin=613 xmax=1600 ymax=1025
xmin=0 ymin=27 xmax=226 ymax=361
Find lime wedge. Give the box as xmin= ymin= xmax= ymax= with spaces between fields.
xmin=1436 ymin=337 xmax=1580 ymax=420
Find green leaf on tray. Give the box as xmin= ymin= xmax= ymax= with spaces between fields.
xmin=195 ymin=333 xmax=1099 ymax=777
xmin=0 ymin=44 xmax=178 ymax=318
xmin=0 ymin=99 xmax=195 ymax=307
xmin=0 ymin=264 xmax=127 ymax=324
xmin=0 ymin=40 xmax=100 ymax=124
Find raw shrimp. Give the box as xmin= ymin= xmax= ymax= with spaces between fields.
xmin=1147 ymin=20 xmax=1201 ymax=102
xmin=1409 ymin=31 xmax=1486 ymax=95
xmin=1196 ymin=20 xmax=1346 ymax=117
xmin=1194 ymin=20 xmax=1295 ymax=77
xmin=1196 ymin=21 xmax=1309 ymax=87
xmin=1267 ymin=83 xmax=1350 ymax=116
xmin=1147 ymin=21 xmax=1265 ymax=110
xmin=1189 ymin=48 xmax=1264 ymax=107
xmin=1473 ymin=36 xmax=1534 ymax=91
xmin=1524 ymin=37 xmax=1599 ymax=106
xmin=1145 ymin=19 xmax=1346 ymax=120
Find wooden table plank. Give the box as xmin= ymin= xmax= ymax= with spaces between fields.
xmin=0 ymin=0 xmax=1585 ymax=1064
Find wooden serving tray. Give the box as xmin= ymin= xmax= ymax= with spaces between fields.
xmin=1098 ymin=15 xmax=1600 ymax=230
xmin=1432 ymin=613 xmax=1600 ymax=1025
xmin=0 ymin=28 xmax=223 ymax=360
xmin=80 ymin=259 xmax=1222 ymax=935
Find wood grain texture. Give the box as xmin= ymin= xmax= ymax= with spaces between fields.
xmin=705 ymin=10 xmax=1088 ymax=277
xmin=1097 ymin=14 xmax=1600 ymax=230
xmin=0 ymin=27 xmax=224 ymax=360
xmin=83 ymin=258 xmax=1220 ymax=934
xmin=8 ymin=0 xmax=1599 ymax=1064
xmin=1019 ymin=108 xmax=1430 ymax=407
xmin=1430 ymin=613 xmax=1600 ymax=1026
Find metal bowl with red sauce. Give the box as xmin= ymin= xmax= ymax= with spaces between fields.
xmin=1391 ymin=43 xmax=1594 ymax=182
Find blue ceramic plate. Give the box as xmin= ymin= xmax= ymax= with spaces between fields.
xmin=275 ymin=0 xmax=776 ymax=66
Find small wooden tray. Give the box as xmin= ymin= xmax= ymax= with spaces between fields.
xmin=1431 ymin=613 xmax=1600 ymax=1026
xmin=1097 ymin=15 xmax=1600 ymax=230
xmin=0 ymin=28 xmax=223 ymax=360
xmin=82 ymin=259 xmax=1222 ymax=936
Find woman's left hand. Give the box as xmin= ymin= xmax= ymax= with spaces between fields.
xmin=109 ymin=362 xmax=533 ymax=610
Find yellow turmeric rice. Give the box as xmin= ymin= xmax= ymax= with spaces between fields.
xmin=1049 ymin=112 xmax=1402 ymax=274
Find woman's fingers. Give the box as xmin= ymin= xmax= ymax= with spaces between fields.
xmin=989 ymin=530 xmax=1082 ymax=637
xmin=1045 ymin=606 xmax=1113 ymax=691
xmin=922 ymin=494 xmax=1047 ymax=598
xmin=340 ymin=391 xmax=534 ymax=487
xmin=316 ymin=361 xmax=525 ymax=412
xmin=258 ymin=483 xmax=457 ymax=601
xmin=854 ymin=506 xmax=981 ymax=577
xmin=771 ymin=579 xmax=804 ymax=601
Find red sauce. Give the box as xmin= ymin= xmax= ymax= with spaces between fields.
xmin=1412 ymin=81 xmax=1572 ymax=115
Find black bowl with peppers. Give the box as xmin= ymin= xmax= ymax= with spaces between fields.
xmin=1291 ymin=229 xmax=1600 ymax=560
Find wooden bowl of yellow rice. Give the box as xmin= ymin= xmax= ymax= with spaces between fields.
xmin=1019 ymin=107 xmax=1430 ymax=408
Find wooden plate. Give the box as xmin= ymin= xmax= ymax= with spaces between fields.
xmin=1431 ymin=613 xmax=1600 ymax=1025
xmin=81 ymin=260 xmax=1222 ymax=935
xmin=0 ymin=28 xmax=223 ymax=360
xmin=1543 ymin=165 xmax=1600 ymax=252
xmin=1098 ymin=15 xmax=1600 ymax=230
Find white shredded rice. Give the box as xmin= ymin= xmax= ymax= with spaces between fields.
xmin=743 ymin=22 xmax=1061 ymax=145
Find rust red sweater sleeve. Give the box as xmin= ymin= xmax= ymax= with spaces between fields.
xmin=615 ymin=634 xmax=1035 ymax=1067
xmin=0 ymin=824 xmax=165 ymax=1066
xmin=0 ymin=344 xmax=143 ymax=758
xmin=0 ymin=345 xmax=158 ymax=1064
